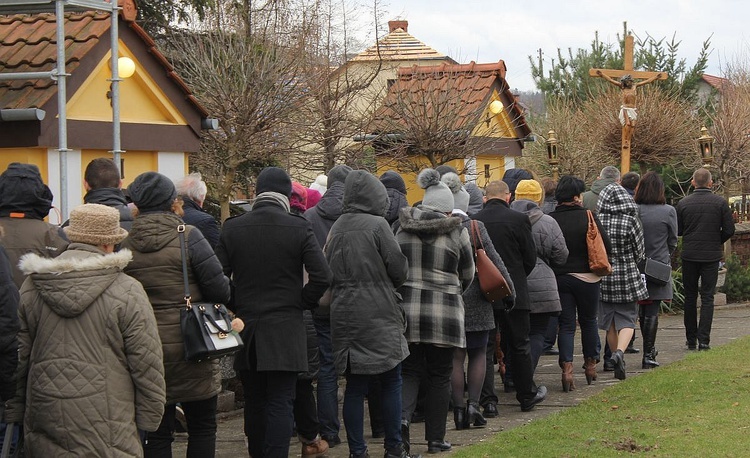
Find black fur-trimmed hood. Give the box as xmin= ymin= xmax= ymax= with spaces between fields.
xmin=398 ymin=206 xmax=461 ymax=235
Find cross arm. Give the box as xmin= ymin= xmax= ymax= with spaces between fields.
xmin=589 ymin=68 xmax=668 ymax=81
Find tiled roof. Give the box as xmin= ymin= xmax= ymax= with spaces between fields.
xmin=0 ymin=12 xmax=108 ymax=109
xmin=0 ymin=11 xmax=207 ymax=116
xmin=372 ymin=61 xmax=530 ymax=137
xmin=702 ymin=74 xmax=729 ymax=92
xmin=350 ymin=25 xmax=454 ymax=63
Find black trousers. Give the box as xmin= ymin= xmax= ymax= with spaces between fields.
xmin=294 ymin=378 xmax=320 ymax=442
xmin=401 ymin=343 xmax=453 ymax=442
xmin=682 ymin=259 xmax=720 ymax=345
xmin=481 ymin=308 xmax=537 ymax=406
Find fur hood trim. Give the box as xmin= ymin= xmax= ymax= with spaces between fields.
xmin=19 ymin=248 xmax=133 ymax=275
xmin=398 ymin=207 xmax=461 ymax=235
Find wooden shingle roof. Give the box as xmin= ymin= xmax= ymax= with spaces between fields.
xmin=351 ymin=20 xmax=456 ymax=63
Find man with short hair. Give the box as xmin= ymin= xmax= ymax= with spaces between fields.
xmin=174 ymin=172 xmax=220 ymax=249
xmin=583 ymin=166 xmax=621 ymax=212
xmin=676 ymin=168 xmax=735 ymax=350
xmin=473 ymin=180 xmax=547 ymax=414
xmin=80 ymin=158 xmax=134 ymax=231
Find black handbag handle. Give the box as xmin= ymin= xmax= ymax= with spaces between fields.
xmin=177 ymin=225 xmax=192 ymax=306
xmin=199 ymin=304 xmax=233 ymax=334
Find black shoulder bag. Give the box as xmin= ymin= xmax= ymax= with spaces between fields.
xmin=177 ymin=224 xmax=243 ymax=362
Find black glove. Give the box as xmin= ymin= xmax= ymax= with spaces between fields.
xmin=501 ymin=296 xmax=515 ymax=312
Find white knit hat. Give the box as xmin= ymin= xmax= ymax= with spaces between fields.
xmin=309 ymin=175 xmax=328 ymax=195
xmin=64 ymin=203 xmax=128 ymax=246
xmin=441 ymin=172 xmax=470 ymax=212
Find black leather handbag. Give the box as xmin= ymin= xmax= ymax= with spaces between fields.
xmin=640 ymin=257 xmax=672 ymax=286
xmin=177 ymin=225 xmax=243 ymax=362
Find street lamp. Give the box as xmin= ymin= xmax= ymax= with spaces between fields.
xmin=485 ymin=99 xmax=504 ymax=127
xmin=546 ymin=129 xmax=559 ymax=181
xmin=698 ymin=126 xmax=714 ymax=167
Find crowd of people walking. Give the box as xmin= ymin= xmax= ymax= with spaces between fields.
xmin=0 ymin=159 xmax=735 ymax=458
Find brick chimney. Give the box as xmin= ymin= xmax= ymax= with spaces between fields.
xmin=389 ymin=20 xmax=408 ymax=33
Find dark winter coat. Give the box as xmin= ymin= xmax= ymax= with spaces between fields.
xmin=597 ymin=184 xmax=648 ymax=303
xmin=472 ymin=199 xmax=536 ymax=310
xmin=639 ymin=204 xmax=678 ymax=301
xmin=510 ymin=200 xmax=568 ymax=314
xmin=0 ymin=163 xmax=69 ymax=287
xmin=582 ymin=176 xmax=617 ymax=213
xmin=304 ymin=181 xmax=346 ymax=248
xmin=0 ymin=244 xmax=19 ymax=402
xmin=676 ymin=188 xmax=735 ymax=263
xmin=181 ymin=196 xmax=220 ymax=249
xmin=380 ymin=171 xmax=410 ymax=225
xmin=121 ymin=212 xmax=229 ymax=404
xmin=459 ymin=213 xmax=513 ymax=332
xmin=216 ymin=199 xmax=331 ymax=373
xmin=549 ymin=204 xmax=612 ymax=275
xmin=0 ymin=217 xmax=69 ymax=288
xmin=83 ymin=187 xmax=134 ymax=231
xmin=6 ymin=246 xmax=165 ymax=457
xmin=396 ymin=207 xmax=474 ymax=348
xmin=326 ymin=171 xmax=409 ymax=375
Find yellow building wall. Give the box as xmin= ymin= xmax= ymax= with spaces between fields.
xmin=474 ymin=156 xmax=506 ymax=189
xmin=0 ymin=148 xmax=49 ymax=182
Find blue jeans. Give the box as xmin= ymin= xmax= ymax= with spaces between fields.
xmin=682 ymin=260 xmax=720 ymax=345
xmin=313 ymin=315 xmax=340 ymax=440
xmin=343 ymin=365 xmax=403 ymax=455
xmin=557 ymin=275 xmax=600 ymax=363
xmin=143 ymin=396 xmax=218 ymax=458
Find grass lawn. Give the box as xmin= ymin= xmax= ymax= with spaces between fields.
xmin=453 ymin=335 xmax=750 ymax=457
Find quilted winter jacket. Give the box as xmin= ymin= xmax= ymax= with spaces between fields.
xmin=5 ymin=245 xmax=165 ymax=457
xmin=676 ymin=188 xmax=735 ymax=263
xmin=121 ymin=212 xmax=230 ymax=404
xmin=510 ymin=200 xmax=568 ymax=314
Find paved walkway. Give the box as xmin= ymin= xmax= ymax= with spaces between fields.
xmin=174 ymin=304 xmax=750 ymax=457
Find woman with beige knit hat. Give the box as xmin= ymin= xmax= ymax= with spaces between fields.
xmin=5 ymin=203 xmax=166 ymax=457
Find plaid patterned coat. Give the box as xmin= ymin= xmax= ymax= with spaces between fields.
xmin=597 ymin=183 xmax=648 ymax=303
xmin=396 ymin=207 xmax=475 ymax=348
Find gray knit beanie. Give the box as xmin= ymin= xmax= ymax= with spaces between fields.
xmin=441 ymin=172 xmax=470 ymax=212
xmin=127 ymin=172 xmax=177 ymax=213
xmin=418 ymin=168 xmax=454 ymax=213
xmin=64 ymin=203 xmax=128 ymax=246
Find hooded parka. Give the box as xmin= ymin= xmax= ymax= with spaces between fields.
xmin=5 ymin=245 xmax=166 ymax=457
xmin=326 ymin=171 xmax=409 ymax=375
xmin=120 ymin=212 xmax=230 ymax=403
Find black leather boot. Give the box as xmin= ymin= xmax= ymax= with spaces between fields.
xmin=467 ymin=400 xmax=487 ymax=427
xmin=400 ymin=419 xmax=410 ymax=454
xmin=641 ymin=315 xmax=660 ymax=369
xmin=453 ymin=406 xmax=467 ymax=430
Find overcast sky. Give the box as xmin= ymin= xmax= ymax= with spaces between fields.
xmin=374 ymin=0 xmax=749 ymax=92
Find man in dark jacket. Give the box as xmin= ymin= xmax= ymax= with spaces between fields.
xmin=77 ymin=158 xmax=134 ymax=231
xmin=302 ymin=164 xmax=352 ymax=447
xmin=473 ymin=180 xmax=547 ymax=414
xmin=0 ymin=163 xmax=68 ymax=288
xmin=216 ymin=167 xmax=332 ymax=458
xmin=676 ymin=168 xmax=735 ymax=350
xmin=175 ymin=172 xmax=220 ymax=249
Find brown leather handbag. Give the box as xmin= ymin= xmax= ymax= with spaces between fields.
xmin=470 ymin=220 xmax=512 ymax=304
xmin=586 ymin=210 xmax=612 ymax=277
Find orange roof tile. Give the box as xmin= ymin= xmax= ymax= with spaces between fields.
xmin=702 ymin=74 xmax=729 ymax=92
xmin=0 ymin=10 xmax=207 ymax=117
xmin=372 ymin=60 xmax=530 ymax=138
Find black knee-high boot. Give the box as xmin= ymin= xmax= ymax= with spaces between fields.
xmin=641 ymin=315 xmax=660 ymax=369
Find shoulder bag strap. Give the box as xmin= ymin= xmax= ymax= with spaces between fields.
xmin=177 ymin=224 xmax=192 ymax=305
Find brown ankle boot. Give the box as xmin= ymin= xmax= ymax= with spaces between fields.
xmin=584 ymin=357 xmax=598 ymax=385
xmin=561 ymin=361 xmax=575 ymax=392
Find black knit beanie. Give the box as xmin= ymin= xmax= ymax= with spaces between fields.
xmin=256 ymin=167 xmax=292 ymax=197
xmin=127 ymin=171 xmax=177 ymax=213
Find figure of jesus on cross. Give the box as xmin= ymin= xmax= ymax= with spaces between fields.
xmin=590 ymin=35 xmax=667 ymax=173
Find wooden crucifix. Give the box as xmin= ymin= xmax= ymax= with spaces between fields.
xmin=589 ymin=35 xmax=667 ymax=173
